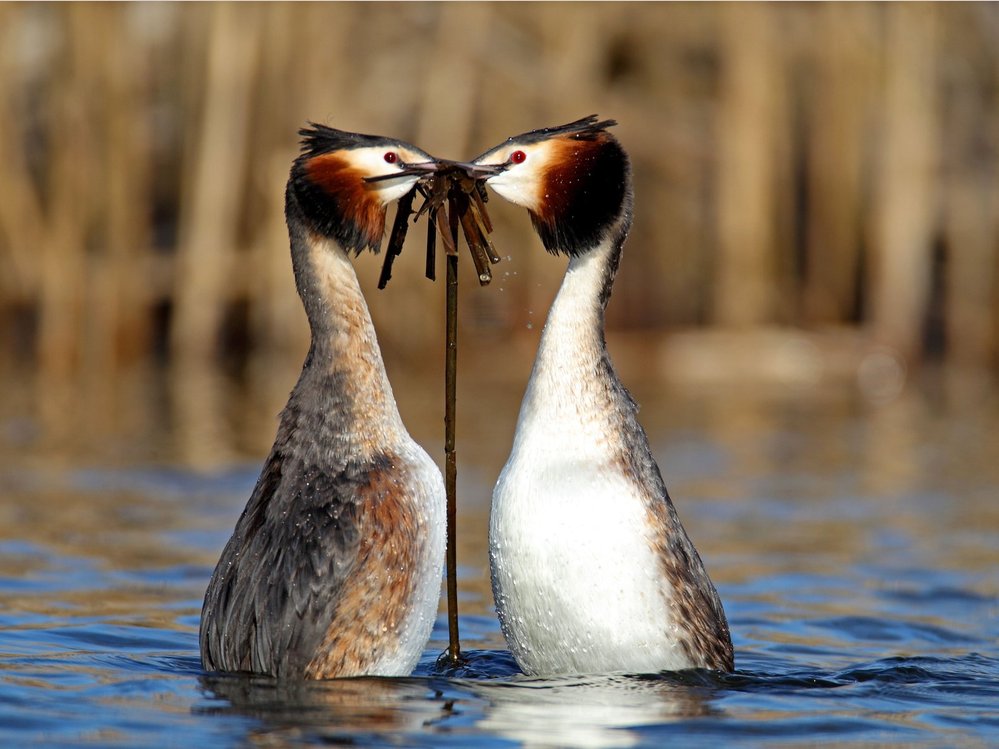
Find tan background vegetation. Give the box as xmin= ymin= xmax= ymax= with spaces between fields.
xmin=0 ymin=3 xmax=996 ymax=465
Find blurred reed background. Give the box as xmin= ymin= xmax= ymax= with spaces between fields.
xmin=0 ymin=2 xmax=997 ymax=468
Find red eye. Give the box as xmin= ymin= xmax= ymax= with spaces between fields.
xmin=384 ymin=152 xmax=398 ymax=163
xmin=510 ymin=150 xmax=526 ymax=164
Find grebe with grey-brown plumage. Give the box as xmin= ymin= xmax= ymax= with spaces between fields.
xmin=199 ymin=125 xmax=446 ymax=679
xmin=473 ymin=116 xmax=733 ymax=675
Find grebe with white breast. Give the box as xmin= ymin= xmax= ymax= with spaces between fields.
xmin=473 ymin=116 xmax=733 ymax=675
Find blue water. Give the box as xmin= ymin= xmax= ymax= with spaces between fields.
xmin=2 ymin=387 xmax=998 ymax=747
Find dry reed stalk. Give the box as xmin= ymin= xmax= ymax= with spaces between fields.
xmin=536 ymin=3 xmax=611 ymax=114
xmin=945 ymin=176 xmax=997 ymax=368
xmin=713 ymin=3 xmax=780 ymax=326
xmin=90 ymin=5 xmax=153 ymax=378
xmin=0 ymin=5 xmax=44 ymax=304
xmin=242 ymin=4 xmax=327 ymax=452
xmin=297 ymin=3 xmax=354 ymax=111
xmin=76 ymin=5 xmax=135 ymax=438
xmin=415 ymin=4 xmax=490 ymax=161
xmin=169 ymin=3 xmax=261 ymax=467
xmin=36 ymin=4 xmax=106 ymax=436
xmin=869 ymin=4 xmax=939 ymax=359
xmin=247 ymin=3 xmax=309 ymax=343
xmin=803 ymin=4 xmax=877 ymax=324
xmin=170 ymin=3 xmax=260 ymax=364
xmin=993 ymin=19 xmax=999 ymax=371
xmin=941 ymin=47 xmax=998 ymax=370
xmin=599 ymin=9 xmax=716 ymax=328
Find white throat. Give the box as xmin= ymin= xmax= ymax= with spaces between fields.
xmin=512 ymin=235 xmax=617 ymax=453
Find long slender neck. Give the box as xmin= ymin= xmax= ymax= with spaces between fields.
xmin=283 ymin=209 xmax=405 ymax=460
xmin=517 ymin=219 xmax=629 ymax=436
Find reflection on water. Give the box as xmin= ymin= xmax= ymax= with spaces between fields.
xmin=1 ymin=356 xmax=998 ymax=746
xmin=468 ymin=673 xmax=720 ymax=748
xmin=199 ymin=665 xmax=720 ymax=749
xmin=199 ymin=674 xmax=451 ymax=744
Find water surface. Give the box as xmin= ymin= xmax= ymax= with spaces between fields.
xmin=2 ymin=372 xmax=997 ymax=747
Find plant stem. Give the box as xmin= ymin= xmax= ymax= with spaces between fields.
xmin=444 ymin=215 xmax=461 ymax=665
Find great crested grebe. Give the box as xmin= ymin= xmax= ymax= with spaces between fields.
xmin=473 ymin=116 xmax=734 ymax=675
xmin=200 ymin=125 xmax=446 ymax=679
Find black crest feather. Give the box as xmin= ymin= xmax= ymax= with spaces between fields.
xmin=297 ymin=123 xmax=402 ymax=158
xmin=472 ymin=115 xmax=619 ymax=161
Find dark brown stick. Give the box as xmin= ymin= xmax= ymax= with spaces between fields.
xmin=425 ymin=213 xmax=437 ymax=281
xmin=443 ymin=193 xmax=461 ymax=666
xmin=377 ymin=186 xmax=416 ymax=290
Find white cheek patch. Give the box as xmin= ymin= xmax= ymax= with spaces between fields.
xmin=485 ymin=147 xmax=554 ymax=212
xmin=342 ymin=148 xmax=421 ymax=205
xmin=488 ymin=173 xmax=544 ymax=212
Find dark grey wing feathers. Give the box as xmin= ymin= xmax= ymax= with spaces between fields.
xmin=200 ymin=449 xmax=371 ymax=677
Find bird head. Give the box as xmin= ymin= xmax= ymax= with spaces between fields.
xmin=471 ymin=116 xmax=630 ymax=256
xmin=289 ymin=124 xmax=438 ymax=253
